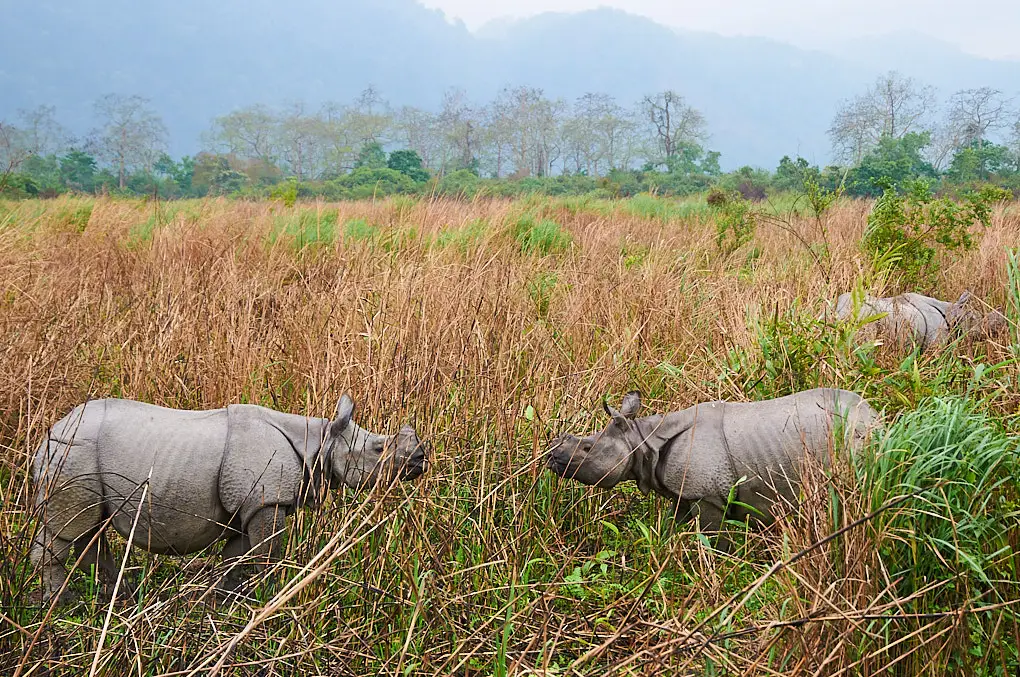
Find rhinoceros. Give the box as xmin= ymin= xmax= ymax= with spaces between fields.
xmin=835 ymin=290 xmax=1007 ymax=350
xmin=31 ymin=395 xmax=426 ymax=604
xmin=547 ymin=388 xmax=878 ymax=547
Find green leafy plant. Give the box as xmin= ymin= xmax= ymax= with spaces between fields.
xmin=714 ymin=193 xmax=757 ymax=255
xmin=863 ymin=180 xmax=1011 ymax=289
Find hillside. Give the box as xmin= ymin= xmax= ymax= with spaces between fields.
xmin=1 ymin=0 xmax=1018 ymax=167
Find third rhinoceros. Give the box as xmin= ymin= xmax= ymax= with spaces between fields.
xmin=547 ymin=388 xmax=877 ymax=547
xmin=835 ymin=290 xmax=1007 ymax=350
xmin=32 ymin=394 xmax=426 ymax=605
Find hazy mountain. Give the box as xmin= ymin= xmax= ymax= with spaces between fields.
xmin=1 ymin=1 xmax=1018 ymax=168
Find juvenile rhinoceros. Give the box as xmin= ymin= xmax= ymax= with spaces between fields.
xmin=32 ymin=395 xmax=426 ymax=604
xmin=547 ymin=388 xmax=877 ymax=547
xmin=835 ymin=290 xmax=1007 ymax=350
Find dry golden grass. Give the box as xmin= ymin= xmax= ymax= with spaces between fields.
xmin=1 ymin=195 xmax=1019 ymax=675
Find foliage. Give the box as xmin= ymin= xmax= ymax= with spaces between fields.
xmin=863 ymin=179 xmax=1011 ymax=289
xmin=354 ymin=141 xmax=387 ymax=170
xmin=387 ymin=149 xmax=430 ymax=183
xmin=713 ymin=192 xmax=757 ymax=255
xmin=269 ymin=178 xmax=299 ymax=207
xmin=848 ymin=132 xmax=938 ymax=197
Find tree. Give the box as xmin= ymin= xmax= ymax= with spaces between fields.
xmin=354 ymin=141 xmax=387 ymax=170
xmin=0 ymin=121 xmax=30 ymax=193
xmin=829 ymin=72 xmax=936 ymax=164
xmin=17 ymin=105 xmax=68 ymax=156
xmin=154 ymin=152 xmax=195 ymax=194
xmin=394 ymin=106 xmax=437 ymax=170
xmin=436 ymin=88 xmax=482 ymax=174
xmin=946 ymin=140 xmax=1012 ymax=184
xmin=92 ymin=94 xmax=168 ymax=189
xmin=488 ymin=86 xmax=563 ymax=178
xmin=387 ymin=149 xmax=429 ymax=182
xmin=946 ymin=87 xmax=1012 ymax=149
xmin=562 ymin=93 xmax=637 ymax=176
xmin=640 ymin=91 xmax=707 ymax=170
xmin=207 ymin=105 xmax=278 ymax=165
xmin=59 ymin=150 xmax=99 ymax=192
xmin=849 ymin=132 xmax=937 ymax=196
xmin=774 ymin=156 xmax=822 ymax=192
xmin=277 ymin=103 xmax=323 ymax=181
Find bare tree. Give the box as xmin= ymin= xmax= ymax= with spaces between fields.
xmin=436 ymin=88 xmax=481 ymax=174
xmin=17 ymin=105 xmax=68 ymax=156
xmin=488 ymin=86 xmax=564 ymax=178
xmin=394 ymin=106 xmax=438 ymax=169
xmin=92 ymin=94 xmax=168 ymax=189
xmin=277 ymin=103 xmax=323 ymax=181
xmin=0 ymin=121 xmax=31 ymax=192
xmin=346 ymin=86 xmax=392 ymax=147
xmin=828 ymin=71 xmax=936 ymax=163
xmin=946 ymin=87 xmax=1012 ymax=148
xmin=640 ymin=91 xmax=707 ymax=170
xmin=206 ymin=104 xmax=279 ymax=165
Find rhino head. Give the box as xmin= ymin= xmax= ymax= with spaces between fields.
xmin=946 ymin=291 xmax=1009 ymax=342
xmin=546 ymin=391 xmax=646 ymax=490
xmin=324 ymin=395 xmax=427 ymax=490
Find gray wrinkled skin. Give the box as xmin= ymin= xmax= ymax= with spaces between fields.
xmin=835 ymin=291 xmax=1007 ymax=350
xmin=547 ymin=388 xmax=878 ymax=548
xmin=31 ymin=395 xmax=426 ymax=604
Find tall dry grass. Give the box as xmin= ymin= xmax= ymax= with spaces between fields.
xmin=1 ymin=195 xmax=1018 ymax=675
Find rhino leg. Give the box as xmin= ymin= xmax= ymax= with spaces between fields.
xmin=75 ymin=530 xmax=131 ymax=599
xmin=691 ymin=499 xmax=733 ymax=553
xmin=247 ymin=505 xmax=287 ymax=566
xmin=219 ymin=533 xmax=251 ymax=592
xmin=31 ymin=528 xmax=78 ymax=604
xmin=218 ymin=505 xmax=287 ymax=593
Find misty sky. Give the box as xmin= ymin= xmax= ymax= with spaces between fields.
xmin=419 ymin=0 xmax=1020 ymax=60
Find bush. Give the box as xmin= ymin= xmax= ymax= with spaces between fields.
xmin=864 ymin=180 xmax=1011 ymax=289
xmin=714 ymin=193 xmax=757 ymax=255
xmin=437 ymin=169 xmax=481 ymax=198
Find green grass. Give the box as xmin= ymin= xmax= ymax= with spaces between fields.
xmin=272 ymin=209 xmax=340 ymax=249
xmin=435 ymin=218 xmax=490 ymax=252
xmin=507 ymin=214 xmax=573 ymax=256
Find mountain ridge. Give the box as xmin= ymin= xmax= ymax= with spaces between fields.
xmin=1 ymin=1 xmax=1017 ymax=168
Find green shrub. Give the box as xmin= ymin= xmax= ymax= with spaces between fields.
xmin=864 ymin=180 xmax=1011 ymax=289
xmin=714 ymin=193 xmax=757 ymax=255
xmin=343 ymin=218 xmax=378 ymax=244
xmin=269 ymin=179 xmax=299 ymax=207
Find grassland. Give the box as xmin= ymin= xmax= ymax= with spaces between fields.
xmin=1 ymin=194 xmax=1019 ymax=675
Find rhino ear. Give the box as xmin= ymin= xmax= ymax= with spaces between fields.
xmin=602 ymin=399 xmax=630 ymax=429
xmin=331 ymin=394 xmax=355 ymax=436
xmin=620 ymin=391 xmax=642 ymax=419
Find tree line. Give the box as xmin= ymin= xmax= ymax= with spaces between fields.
xmin=2 ymin=74 xmax=1019 ymax=201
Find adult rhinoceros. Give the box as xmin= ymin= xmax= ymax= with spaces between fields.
xmin=835 ymin=290 xmax=1007 ymax=350
xmin=32 ymin=395 xmax=426 ymax=604
xmin=547 ymin=388 xmax=877 ymax=548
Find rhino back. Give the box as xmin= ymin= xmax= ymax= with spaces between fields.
xmin=900 ymin=294 xmax=950 ymax=345
xmin=721 ymin=389 xmax=870 ymax=500
xmin=96 ymin=400 xmax=231 ymax=554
